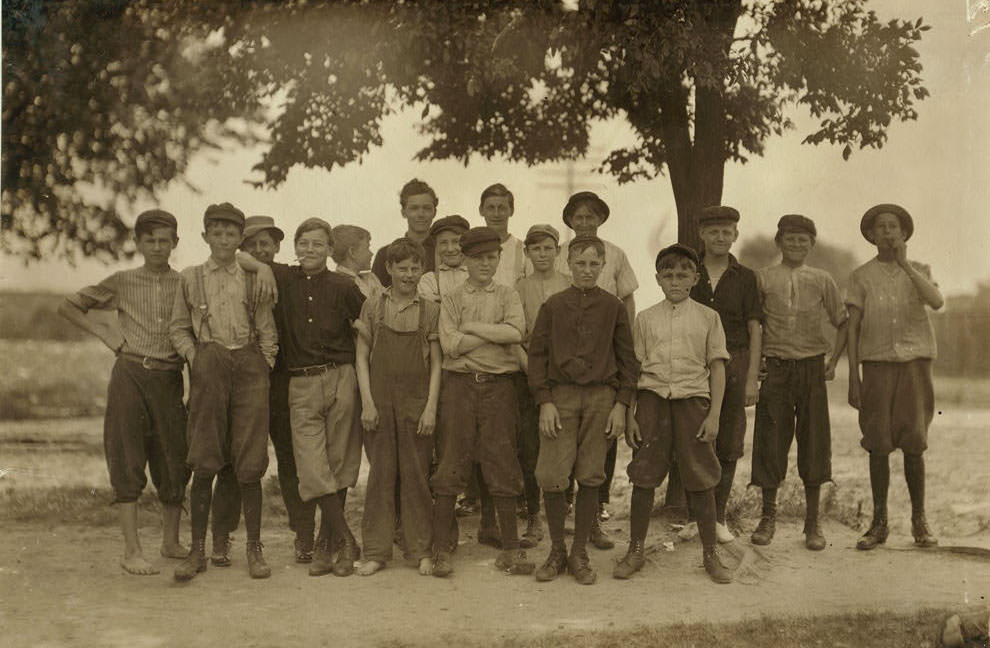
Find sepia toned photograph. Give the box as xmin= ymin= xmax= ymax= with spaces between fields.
xmin=1 ymin=1 xmax=988 ymax=646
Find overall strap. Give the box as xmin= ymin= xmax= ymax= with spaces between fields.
xmin=244 ymin=272 xmax=258 ymax=343
xmin=371 ymin=293 xmax=389 ymax=347
xmin=193 ymin=265 xmax=212 ymax=340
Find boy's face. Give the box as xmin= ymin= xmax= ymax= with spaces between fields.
xmin=463 ymin=250 xmax=501 ymax=285
xmin=402 ymin=193 xmax=437 ymax=236
xmin=871 ymin=213 xmax=905 ymax=250
xmin=524 ymin=237 xmax=559 ymax=273
xmin=568 ymin=204 xmax=605 ymax=237
xmin=568 ymin=246 xmax=604 ymax=290
xmin=241 ymin=230 xmax=280 ymax=265
xmin=295 ymin=228 xmax=331 ymax=273
xmin=656 ymin=262 xmax=700 ymax=303
xmin=202 ymin=222 xmax=242 ymax=263
xmin=480 ymin=196 xmax=513 ymax=234
xmin=699 ymin=222 xmax=738 ymax=257
xmin=387 ymin=257 xmax=423 ymax=296
xmin=136 ymin=227 xmax=178 ymax=268
xmin=435 ymin=229 xmax=464 ymax=268
xmin=777 ymin=231 xmax=814 ymax=265
xmin=352 ymin=236 xmax=373 ymax=271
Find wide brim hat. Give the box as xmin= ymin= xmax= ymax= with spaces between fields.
xmin=861 ymin=204 xmax=913 ymax=242
xmin=562 ymin=191 xmax=610 ymax=228
xmin=243 ymin=215 xmax=285 ymax=242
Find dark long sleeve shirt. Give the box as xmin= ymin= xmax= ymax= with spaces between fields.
xmin=690 ymin=254 xmax=762 ymax=351
xmin=527 ymin=285 xmax=639 ymax=406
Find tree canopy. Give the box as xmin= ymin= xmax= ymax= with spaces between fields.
xmin=2 ymin=0 xmax=929 ymax=260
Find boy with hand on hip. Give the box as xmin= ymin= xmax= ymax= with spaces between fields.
xmin=750 ymin=215 xmax=848 ymax=551
xmin=847 ymin=204 xmax=943 ymax=550
xmin=169 ymin=203 xmax=278 ymax=581
xmin=615 ymin=244 xmax=733 ymax=584
xmin=59 ymin=210 xmax=190 ymax=575
xmin=430 ymin=227 xmax=533 ymax=578
xmin=355 ymin=238 xmax=442 ymax=576
xmin=527 ymin=235 xmax=639 ymax=585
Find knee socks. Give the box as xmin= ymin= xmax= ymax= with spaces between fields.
xmin=761 ymin=486 xmax=778 ymax=519
xmin=318 ymin=492 xmax=349 ymax=546
xmin=630 ymin=486 xmax=655 ymax=544
xmin=804 ymin=483 xmax=821 ymax=527
xmin=189 ymin=473 xmax=214 ymax=543
xmin=543 ymin=491 xmax=568 ymax=550
xmin=715 ymin=459 xmax=737 ymax=524
xmin=688 ymin=489 xmax=717 ymax=551
xmin=571 ymin=486 xmax=598 ymax=555
xmin=903 ymin=453 xmax=926 ymax=517
xmin=869 ymin=452 xmax=890 ymax=521
xmin=494 ymin=496 xmax=520 ymax=550
xmin=240 ymin=480 xmax=262 ymax=544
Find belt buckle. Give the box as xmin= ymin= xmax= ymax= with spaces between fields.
xmin=473 ymin=373 xmax=485 ymax=383
xmin=142 ymin=356 xmax=153 ymax=370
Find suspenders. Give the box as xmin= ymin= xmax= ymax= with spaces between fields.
xmin=189 ymin=264 xmax=259 ymax=344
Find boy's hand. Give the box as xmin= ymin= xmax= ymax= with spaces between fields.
xmin=745 ymin=376 xmax=759 ymax=406
xmin=459 ymin=322 xmax=478 ymax=336
xmin=254 ymin=265 xmax=278 ymax=303
xmin=891 ymin=239 xmax=909 ymax=268
xmin=848 ymin=380 xmax=861 ymax=410
xmin=624 ymin=415 xmax=642 ymax=450
xmin=416 ymin=407 xmax=436 ymax=437
xmin=361 ymin=400 xmax=380 ymax=432
xmin=539 ymin=403 xmax=562 ymax=439
xmin=604 ymin=403 xmax=627 ymax=440
xmin=824 ymin=360 xmax=837 ymax=381
xmin=696 ymin=413 xmax=719 ymax=443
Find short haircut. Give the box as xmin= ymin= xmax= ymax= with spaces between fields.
xmin=567 ymin=235 xmax=606 ymax=260
xmin=135 ymin=221 xmax=177 ymax=241
xmin=205 ymin=219 xmax=242 ymax=234
xmin=294 ymin=217 xmax=333 ymax=245
xmin=525 ymin=233 xmax=558 ymax=248
xmin=399 ymin=178 xmax=439 ymax=208
xmin=479 ymin=183 xmax=514 ymax=211
xmin=330 ymin=224 xmax=371 ymax=263
xmin=385 ymin=237 xmax=426 ymax=266
xmin=656 ymin=251 xmax=698 ymax=272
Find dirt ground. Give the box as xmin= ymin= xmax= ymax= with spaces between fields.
xmin=2 ymin=515 xmax=988 ymax=648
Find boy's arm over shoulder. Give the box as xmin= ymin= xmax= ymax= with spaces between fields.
xmin=612 ymin=299 xmax=639 ymax=406
xmin=254 ymin=294 xmax=279 ymax=368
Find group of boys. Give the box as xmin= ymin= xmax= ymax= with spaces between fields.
xmin=63 ymin=178 xmax=942 ymax=586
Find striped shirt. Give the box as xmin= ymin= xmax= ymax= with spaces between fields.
xmin=68 ymin=267 xmax=183 ymax=361
xmin=170 ymin=257 xmax=278 ymax=367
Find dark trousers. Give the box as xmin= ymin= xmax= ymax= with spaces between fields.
xmin=513 ymin=372 xmax=541 ymax=515
xmin=751 ymin=355 xmax=831 ymax=489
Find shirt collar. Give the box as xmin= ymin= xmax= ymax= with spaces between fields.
xmin=438 ymin=262 xmax=467 ymax=272
xmin=206 ymin=256 xmax=239 ymax=275
xmin=334 ymin=264 xmax=358 ymax=278
xmin=384 ymin=286 xmax=421 ymax=307
xmin=464 ymin=280 xmax=497 ymax=293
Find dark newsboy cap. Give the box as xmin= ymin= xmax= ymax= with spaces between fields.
xmin=562 ymin=191 xmax=610 ymax=228
xmin=203 ymin=202 xmax=245 ymax=229
xmin=776 ymin=214 xmax=817 ymax=238
xmin=134 ymin=209 xmax=177 ymax=232
xmin=428 ymin=215 xmax=471 ymax=239
xmin=861 ymin=204 xmax=914 ymax=243
xmin=655 ymin=243 xmax=700 ymax=271
xmin=459 ymin=226 xmax=502 ymax=257
xmin=697 ymin=205 xmax=740 ymax=228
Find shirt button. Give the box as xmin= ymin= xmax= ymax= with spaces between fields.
xmin=308 ymin=318 xmax=313 ymax=323
xmin=308 ymin=296 xmax=313 ymax=301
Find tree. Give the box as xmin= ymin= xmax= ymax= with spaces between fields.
xmin=1 ymin=0 xmax=261 ymax=263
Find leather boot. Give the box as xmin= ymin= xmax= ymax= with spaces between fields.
xmin=613 ymin=540 xmax=646 ymax=579
xmin=246 ymin=541 xmax=271 ymax=579
xmin=174 ymin=538 xmax=207 ymax=582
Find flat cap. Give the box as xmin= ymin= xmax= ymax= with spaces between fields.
xmin=697 ymin=205 xmax=740 ymax=228
xmin=203 ymin=202 xmax=245 ymax=228
xmin=135 ymin=209 xmax=177 ymax=232
xmin=562 ymin=191 xmax=610 ymax=228
xmin=861 ymin=204 xmax=913 ymax=242
xmin=243 ymin=215 xmax=284 ymax=242
xmin=459 ymin=226 xmax=502 ymax=257
xmin=524 ymin=224 xmax=560 ymax=246
xmin=776 ymin=214 xmax=817 ymax=238
xmin=655 ymin=243 xmax=700 ymax=270
xmin=428 ymin=214 xmax=471 ymax=239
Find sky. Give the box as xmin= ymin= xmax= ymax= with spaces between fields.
xmin=2 ymin=0 xmax=988 ymax=299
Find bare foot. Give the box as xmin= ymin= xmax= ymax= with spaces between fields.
xmin=120 ymin=555 xmax=160 ymax=575
xmin=356 ymin=560 xmax=384 ymax=576
xmin=418 ymin=557 xmax=433 ymax=576
xmin=160 ymin=543 xmax=189 ymax=559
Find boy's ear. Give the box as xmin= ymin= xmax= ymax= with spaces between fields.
xmin=654 ymin=272 xmax=663 ymax=287
xmin=690 ymin=271 xmax=700 ymax=287
xmin=201 ymin=231 xmax=208 ymax=245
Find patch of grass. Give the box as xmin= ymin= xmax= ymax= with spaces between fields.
xmin=378 ymin=608 xmax=951 ymax=648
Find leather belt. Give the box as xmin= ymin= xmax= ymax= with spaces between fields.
xmin=119 ymin=352 xmax=183 ymax=371
xmin=288 ymin=362 xmax=339 ymax=377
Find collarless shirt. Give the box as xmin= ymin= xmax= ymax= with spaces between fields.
xmin=418 ymin=263 xmax=469 ymax=303
xmin=634 ymin=298 xmax=730 ymax=400
xmin=372 ymin=234 xmax=436 ymax=288
xmin=439 ymin=280 xmax=525 ymax=374
xmin=527 ymin=285 xmax=639 ymax=406
xmin=170 ymin=257 xmax=278 ymax=366
xmin=690 ymin=254 xmax=762 ymax=351
xmin=846 ymin=257 xmax=937 ymax=361
xmin=514 ymin=271 xmax=571 ymax=341
xmin=757 ymin=262 xmax=848 ymax=360
xmin=492 ymin=234 xmax=528 ymax=288
xmin=334 ymin=264 xmax=384 ymax=301
xmin=271 ymin=264 xmax=365 ymax=368
xmin=69 ymin=266 xmax=183 ymax=361
xmin=555 ymin=238 xmax=638 ymax=299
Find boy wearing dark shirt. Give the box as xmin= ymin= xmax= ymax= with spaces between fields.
xmin=528 ymin=235 xmax=639 ymax=585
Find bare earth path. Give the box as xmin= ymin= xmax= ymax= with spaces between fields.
xmin=2 ymin=518 xmax=987 ymax=647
